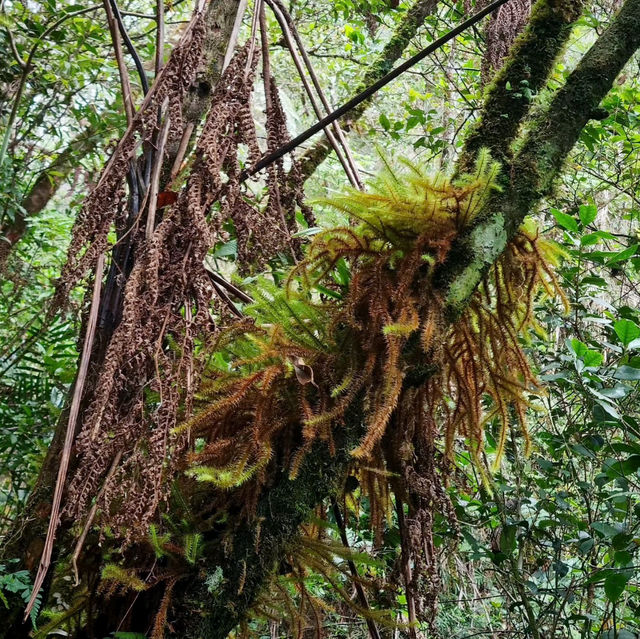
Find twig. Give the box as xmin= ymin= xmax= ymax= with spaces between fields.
xmin=5 ymin=27 xmax=26 ymax=68
xmin=24 ymin=253 xmax=106 ymax=621
xmin=266 ymin=0 xmax=360 ymax=188
xmin=222 ymin=0 xmax=249 ymax=71
xmin=269 ymin=0 xmax=363 ymax=188
xmin=205 ymin=266 xmax=254 ymax=303
xmin=395 ymin=491 xmax=418 ymax=639
xmin=259 ymin=3 xmax=298 ymax=264
xmin=109 ymin=0 xmax=150 ymax=94
xmin=71 ymin=450 xmax=123 ymax=585
xmin=169 ymin=122 xmax=194 ymax=183
xmin=245 ymin=0 xmax=263 ymax=79
xmin=155 ymin=0 xmax=165 ymax=75
xmin=209 ymin=277 xmax=244 ymax=318
xmin=145 ymin=98 xmax=171 ymax=239
xmin=330 ymin=497 xmax=382 ymax=639
xmin=240 ymin=0 xmax=514 ymax=179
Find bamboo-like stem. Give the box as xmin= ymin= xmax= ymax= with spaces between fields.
xmin=222 ymin=0 xmax=249 ymax=71
xmin=24 ymin=253 xmax=106 ymax=621
xmin=269 ymin=0 xmax=363 ymax=188
xmin=259 ymin=3 xmax=298 ymax=263
xmin=103 ymin=0 xmax=135 ymax=124
xmin=145 ymin=98 xmax=171 ymax=240
xmin=265 ymin=0 xmax=359 ymax=188
xmin=155 ymin=0 xmax=165 ymax=75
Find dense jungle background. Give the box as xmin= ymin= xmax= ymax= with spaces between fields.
xmin=2 ymin=0 xmax=640 ymax=637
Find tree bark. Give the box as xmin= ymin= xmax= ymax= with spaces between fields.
xmin=456 ymin=0 xmax=585 ymax=173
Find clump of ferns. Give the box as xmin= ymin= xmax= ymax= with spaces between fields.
xmin=236 ymin=523 xmax=396 ymax=639
xmin=97 ymin=527 xmax=203 ymax=639
xmin=181 ymin=149 xmax=567 ymax=499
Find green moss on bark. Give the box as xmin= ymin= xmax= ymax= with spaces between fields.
xmin=457 ymin=0 xmax=586 ymax=174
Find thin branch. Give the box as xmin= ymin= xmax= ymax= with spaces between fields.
xmin=4 ymin=28 xmax=26 ymax=68
xmin=331 ymin=497 xmax=382 ymax=639
xmin=269 ymin=0 xmax=363 ymax=188
xmin=109 ymin=0 xmax=150 ymax=94
xmin=155 ymin=0 xmax=165 ymax=75
xmin=266 ymin=0 xmax=360 ymax=188
xmin=222 ymin=0 xmax=249 ymax=71
xmin=102 ymin=0 xmax=135 ymax=124
xmin=145 ymin=98 xmax=171 ymax=239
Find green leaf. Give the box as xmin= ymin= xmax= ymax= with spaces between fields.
xmin=614 ymin=319 xmax=640 ymax=346
xmin=614 ymin=365 xmax=640 ymax=380
xmin=499 ymin=525 xmax=517 ymax=554
xmin=583 ymin=350 xmax=603 ymax=368
xmin=579 ymin=204 xmax=597 ymax=226
xmin=591 ymin=521 xmax=621 ymax=538
xmin=604 ymin=570 xmax=630 ymax=602
xmin=379 ymin=113 xmax=391 ymax=131
xmin=607 ymin=244 xmax=638 ymax=265
xmin=551 ymin=208 xmax=579 ymax=233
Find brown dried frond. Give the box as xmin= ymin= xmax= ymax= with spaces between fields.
xmin=63 ymin=43 xmax=268 ymax=538
xmin=480 ymin=0 xmax=532 ymax=82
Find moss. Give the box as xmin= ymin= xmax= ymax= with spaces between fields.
xmin=179 ymin=399 xmax=366 ymax=639
xmin=457 ymin=0 xmax=586 ymax=175
xmin=445 ymin=214 xmax=508 ymax=315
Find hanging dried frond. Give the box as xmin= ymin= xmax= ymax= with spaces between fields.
xmin=481 ymin=0 xmax=532 ymax=81
xmin=62 ymin=42 xmax=274 ymax=539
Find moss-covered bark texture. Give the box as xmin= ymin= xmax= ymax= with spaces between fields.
xmin=442 ymin=0 xmax=640 ymax=317
xmin=175 ymin=401 xmax=366 ymax=639
xmin=457 ymin=0 xmax=586 ymax=173
xmin=172 ymin=2 xmax=640 ymax=636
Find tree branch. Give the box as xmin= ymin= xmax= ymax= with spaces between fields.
xmin=456 ymin=0 xmax=586 ymax=173
xmin=293 ymin=0 xmax=438 ymax=184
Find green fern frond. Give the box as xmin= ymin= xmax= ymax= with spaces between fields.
xmin=101 ymin=564 xmax=147 ymax=592
xmin=184 ymin=533 xmax=203 ymax=565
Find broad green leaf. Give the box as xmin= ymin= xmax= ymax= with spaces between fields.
xmin=579 ymin=204 xmax=597 ymax=226
xmin=551 ymin=208 xmax=579 ymax=233
xmin=591 ymin=521 xmax=621 ymax=538
xmin=604 ymin=570 xmax=630 ymax=602
xmin=614 ymin=319 xmax=640 ymax=346
xmin=614 ymin=365 xmax=640 ymax=380
xmin=607 ymin=244 xmax=638 ymax=265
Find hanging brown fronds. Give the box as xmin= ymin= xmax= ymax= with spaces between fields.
xmin=185 ymin=150 xmax=565 ymax=492
xmin=480 ymin=0 xmax=532 ymax=81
